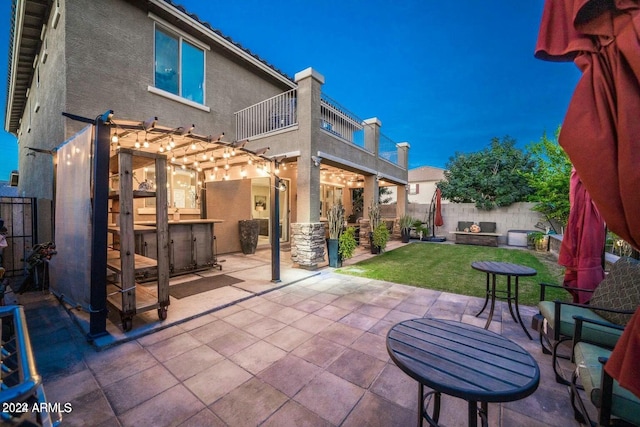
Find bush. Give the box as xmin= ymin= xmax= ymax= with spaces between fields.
xmin=373 ymin=223 xmax=390 ymax=251
xmin=339 ymin=227 xmax=357 ymax=260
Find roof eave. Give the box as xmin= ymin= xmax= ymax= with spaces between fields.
xmin=151 ymin=0 xmax=296 ymax=89
xmin=4 ymin=0 xmax=24 ymax=135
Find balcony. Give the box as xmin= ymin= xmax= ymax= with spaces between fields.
xmin=234 ymin=87 xmax=405 ymax=170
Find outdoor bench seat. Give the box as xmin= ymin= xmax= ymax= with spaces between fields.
xmin=570 ymin=316 xmax=640 ymax=427
xmin=451 ymin=221 xmax=501 ymax=246
xmin=450 ymin=231 xmax=502 ymax=247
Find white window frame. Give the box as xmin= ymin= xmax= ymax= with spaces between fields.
xmin=149 ymin=13 xmax=210 ymax=111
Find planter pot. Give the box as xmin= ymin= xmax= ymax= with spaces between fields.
xmin=326 ymin=238 xmax=342 ymax=267
xmin=401 ymin=231 xmax=410 ymax=243
xmin=369 ymin=232 xmax=380 ymax=254
xmin=238 ymin=219 xmax=259 ymax=255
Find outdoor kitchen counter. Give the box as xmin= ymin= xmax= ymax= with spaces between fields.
xmin=132 ymin=219 xmax=224 ymax=273
xmin=134 ymin=219 xmax=224 ymax=225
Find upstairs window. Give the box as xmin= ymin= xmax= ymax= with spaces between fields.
xmin=154 ymin=25 xmax=205 ymax=104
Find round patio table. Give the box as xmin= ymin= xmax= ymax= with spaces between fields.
xmin=471 ymin=261 xmax=537 ymax=339
xmin=386 ymin=318 xmax=540 ymax=427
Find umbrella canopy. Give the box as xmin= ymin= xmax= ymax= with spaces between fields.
xmin=558 ymin=169 xmax=606 ymax=303
xmin=434 ymin=188 xmax=444 ymax=227
xmin=535 ymin=0 xmax=640 ymax=250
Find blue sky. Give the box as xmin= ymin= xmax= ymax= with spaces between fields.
xmin=0 ymin=0 xmax=581 ymax=178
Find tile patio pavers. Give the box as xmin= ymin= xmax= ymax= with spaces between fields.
xmin=16 ymin=248 xmax=582 ymax=427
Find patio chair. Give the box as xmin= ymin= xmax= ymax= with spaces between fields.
xmin=535 ymin=256 xmax=640 ymax=385
xmin=569 ymin=316 xmax=640 ymax=427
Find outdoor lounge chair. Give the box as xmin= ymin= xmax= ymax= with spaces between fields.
xmin=535 ymin=256 xmax=640 ymax=385
xmin=569 ymin=315 xmax=640 ymax=427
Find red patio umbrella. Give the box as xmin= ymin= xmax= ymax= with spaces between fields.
xmin=535 ymin=0 xmax=640 ymax=250
xmin=434 ymin=188 xmax=444 ymax=227
xmin=558 ymin=168 xmax=605 ymax=303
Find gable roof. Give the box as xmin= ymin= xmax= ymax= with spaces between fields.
xmin=4 ymin=0 xmax=295 ymax=134
xmin=408 ymin=165 xmax=445 ymax=182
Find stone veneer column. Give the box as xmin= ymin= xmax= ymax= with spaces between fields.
xmin=291 ymin=223 xmax=326 ymax=269
xmin=291 ymin=68 xmax=325 ymax=269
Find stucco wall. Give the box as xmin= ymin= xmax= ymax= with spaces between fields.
xmin=16 ymin=0 xmax=67 ymax=201
xmin=382 ymin=202 xmax=547 ymax=245
xmin=206 ymin=179 xmax=252 ymax=254
xmin=64 ymin=0 xmax=290 ymax=140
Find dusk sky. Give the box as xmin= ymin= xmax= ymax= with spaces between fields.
xmin=0 ymin=0 xmax=581 ymax=179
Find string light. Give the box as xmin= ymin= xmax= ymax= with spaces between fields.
xmin=143 ymin=133 xmax=149 ymax=148
xmin=190 ymin=142 xmax=197 ymax=150
xmin=134 ymin=133 xmax=141 ymax=149
xmin=169 ymin=137 xmax=176 ymax=148
xmin=240 ymin=166 xmax=247 ymax=178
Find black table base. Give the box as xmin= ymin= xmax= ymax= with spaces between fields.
xmin=472 ymin=261 xmax=537 ymax=339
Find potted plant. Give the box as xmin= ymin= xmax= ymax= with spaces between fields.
xmin=413 ymin=220 xmax=429 ymax=241
xmin=326 ymin=201 xmax=345 ymax=267
xmin=238 ymin=219 xmax=260 ymax=254
xmin=368 ymin=203 xmax=382 ymax=254
xmin=398 ymin=214 xmax=414 ymax=243
xmin=372 ymin=222 xmax=390 ymax=253
xmin=338 ymin=226 xmax=357 ymax=262
xmin=528 ymin=231 xmax=548 ymax=251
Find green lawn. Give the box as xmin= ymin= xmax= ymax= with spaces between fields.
xmin=337 ymin=243 xmax=570 ymax=306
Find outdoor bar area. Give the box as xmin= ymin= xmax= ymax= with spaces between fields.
xmin=49 ymin=111 xmax=280 ymax=336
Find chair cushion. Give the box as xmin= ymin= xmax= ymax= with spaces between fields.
xmin=538 ymin=301 xmax=622 ymax=348
xmin=589 ymin=257 xmax=640 ymax=325
xmin=574 ymin=342 xmax=640 ymax=425
xmin=458 ymin=221 xmax=474 ymax=231
xmin=479 ymin=222 xmax=496 ymax=233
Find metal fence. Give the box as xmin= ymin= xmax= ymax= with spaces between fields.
xmin=0 ymin=197 xmax=36 ymax=277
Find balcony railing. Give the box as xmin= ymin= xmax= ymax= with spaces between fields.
xmin=379 ymin=132 xmax=398 ymax=164
xmin=235 ymin=89 xmax=297 ymax=141
xmin=320 ymin=93 xmax=364 ymax=148
xmin=234 ymin=89 xmax=401 ymax=167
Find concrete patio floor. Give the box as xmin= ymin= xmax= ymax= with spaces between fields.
xmin=10 ymin=242 xmax=584 ymax=426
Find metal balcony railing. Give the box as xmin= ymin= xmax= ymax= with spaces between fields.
xmin=320 ymin=93 xmax=365 ymax=148
xmin=235 ymin=89 xmax=297 ymax=141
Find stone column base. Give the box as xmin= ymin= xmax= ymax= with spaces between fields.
xmin=291 ymin=223 xmax=326 ymax=269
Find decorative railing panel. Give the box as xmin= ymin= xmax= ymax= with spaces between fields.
xmin=235 ymin=89 xmax=297 ymax=141
xmin=379 ymin=132 xmax=398 ymax=164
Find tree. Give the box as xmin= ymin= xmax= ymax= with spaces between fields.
xmin=524 ymin=127 xmax=572 ymax=228
xmin=438 ymin=136 xmax=535 ymax=210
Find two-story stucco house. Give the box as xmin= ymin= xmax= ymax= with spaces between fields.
xmin=5 ymin=0 xmax=409 ymax=271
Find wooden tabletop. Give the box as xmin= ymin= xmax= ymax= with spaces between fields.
xmin=386 ymin=318 xmax=539 ymax=403
xmin=471 ymin=261 xmax=537 ymax=277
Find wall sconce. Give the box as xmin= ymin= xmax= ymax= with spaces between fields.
xmin=311 ymin=156 xmax=322 ymax=167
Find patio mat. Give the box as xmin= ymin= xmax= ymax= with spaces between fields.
xmin=169 ymin=275 xmax=243 ymax=299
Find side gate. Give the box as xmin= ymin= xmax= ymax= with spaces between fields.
xmin=0 ymin=197 xmax=37 ymax=277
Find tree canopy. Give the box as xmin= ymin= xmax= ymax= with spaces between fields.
xmin=523 ymin=127 xmax=572 ymax=227
xmin=438 ymin=136 xmax=535 ymax=210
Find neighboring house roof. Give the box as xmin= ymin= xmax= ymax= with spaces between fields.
xmin=4 ymin=0 xmax=295 ymax=134
xmin=408 ymin=165 xmax=446 ymax=182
